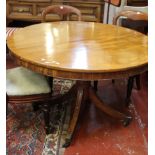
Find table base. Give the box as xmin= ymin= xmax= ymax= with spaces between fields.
xmin=42 ymin=81 xmax=132 ymax=147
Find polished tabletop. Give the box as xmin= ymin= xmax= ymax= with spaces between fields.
xmin=7 ymin=21 xmax=148 ymax=80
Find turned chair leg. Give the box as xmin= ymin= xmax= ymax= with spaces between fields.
xmin=48 ymin=77 xmax=54 ymax=93
xmin=32 ymin=102 xmax=42 ymax=111
xmin=41 ymin=77 xmax=53 ymax=134
xmin=93 ymin=81 xmax=98 ymax=91
xmin=93 ymin=79 xmax=115 ymax=92
xmin=112 ymin=79 xmax=115 ymax=84
xmin=126 ymin=76 xmax=134 ymax=106
xmin=135 ymin=74 xmax=141 ymax=90
xmin=42 ymin=102 xmax=51 ymax=134
xmin=6 ymin=94 xmax=8 ymax=117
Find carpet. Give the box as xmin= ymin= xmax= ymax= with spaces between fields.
xmin=6 ymin=79 xmax=75 ymax=155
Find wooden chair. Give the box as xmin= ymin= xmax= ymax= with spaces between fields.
xmin=114 ymin=10 xmax=148 ymax=105
xmin=39 ymin=4 xmax=81 ymax=136
xmin=41 ymin=4 xmax=81 ymax=94
xmin=6 ymin=28 xmax=53 ymax=134
xmin=42 ymin=5 xmax=82 ymax=22
xmin=103 ymin=0 xmax=147 ymax=24
xmin=6 ymin=67 xmax=53 ymax=134
xmin=113 ymin=10 xmax=148 ymax=25
xmin=94 ymin=10 xmax=148 ymax=104
xmin=41 ymin=4 xmax=81 ymax=102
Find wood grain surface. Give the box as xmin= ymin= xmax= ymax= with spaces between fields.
xmin=7 ymin=21 xmax=148 ymax=80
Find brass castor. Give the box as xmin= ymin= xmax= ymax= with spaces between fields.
xmin=63 ymin=138 xmax=71 ymax=148
xmin=122 ymin=117 xmax=132 ymax=127
xmin=125 ymin=98 xmax=131 ymax=107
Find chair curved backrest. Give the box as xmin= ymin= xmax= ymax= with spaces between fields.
xmin=112 ymin=10 xmax=148 ymax=104
xmin=113 ymin=10 xmax=148 ymax=25
xmin=104 ymin=0 xmax=147 ymax=24
xmin=42 ymin=5 xmax=81 ymax=22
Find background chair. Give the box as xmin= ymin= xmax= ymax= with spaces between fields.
xmin=94 ymin=9 xmax=148 ymax=103
xmin=6 ymin=67 xmax=53 ymax=134
xmin=42 ymin=5 xmax=82 ymax=22
xmin=6 ymin=4 xmax=81 ymax=135
xmin=113 ymin=10 xmax=148 ymax=105
xmin=95 ymin=0 xmax=148 ymax=90
xmin=40 ymin=4 xmax=81 ymax=137
xmin=104 ymin=0 xmax=147 ymax=24
xmin=104 ymin=0 xmax=148 ymax=105
xmin=41 ymin=4 xmax=81 ymax=93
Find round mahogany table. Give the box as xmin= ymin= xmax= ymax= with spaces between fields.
xmin=7 ymin=21 xmax=148 ymax=146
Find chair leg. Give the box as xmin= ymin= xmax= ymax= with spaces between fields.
xmin=48 ymin=77 xmax=54 ymax=93
xmin=135 ymin=74 xmax=141 ymax=90
xmin=42 ymin=102 xmax=50 ymax=134
xmin=6 ymin=94 xmax=8 ymax=117
xmin=126 ymin=76 xmax=134 ymax=106
xmin=32 ymin=102 xmax=42 ymax=111
xmin=93 ymin=81 xmax=98 ymax=91
xmin=94 ymin=79 xmax=115 ymax=91
xmin=41 ymin=77 xmax=53 ymax=134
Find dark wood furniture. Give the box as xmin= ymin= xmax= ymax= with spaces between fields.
xmin=94 ymin=8 xmax=148 ymax=98
xmin=6 ymin=0 xmax=104 ymax=23
xmin=7 ymin=21 xmax=148 ymax=147
xmin=6 ymin=26 xmax=54 ymax=134
xmin=6 ymin=66 xmax=53 ymax=134
xmin=113 ymin=10 xmax=148 ymax=24
xmin=113 ymin=10 xmax=148 ymax=105
xmin=6 ymin=0 xmax=147 ymax=26
xmin=127 ymin=0 xmax=148 ymax=6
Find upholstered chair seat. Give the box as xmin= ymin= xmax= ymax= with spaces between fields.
xmin=6 ymin=66 xmax=53 ymax=134
xmin=6 ymin=67 xmax=51 ymax=96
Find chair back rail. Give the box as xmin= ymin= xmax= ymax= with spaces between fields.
xmin=42 ymin=5 xmax=81 ymax=22
xmin=113 ymin=10 xmax=148 ymax=25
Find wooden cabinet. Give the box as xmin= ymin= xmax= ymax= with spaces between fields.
xmin=127 ymin=0 xmax=148 ymax=6
xmin=6 ymin=0 xmax=104 ymax=23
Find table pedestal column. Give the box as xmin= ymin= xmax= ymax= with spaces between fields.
xmin=63 ymin=81 xmax=132 ymax=147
